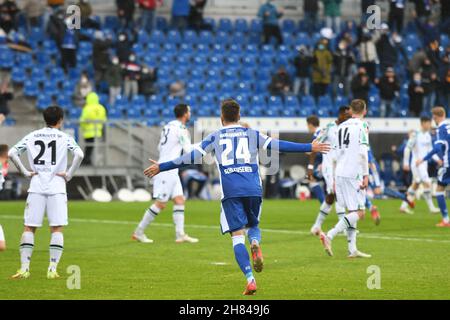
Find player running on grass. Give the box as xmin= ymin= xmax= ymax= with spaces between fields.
xmin=416 ymin=107 xmax=450 ymax=227
xmin=143 ymin=99 xmax=330 ymax=295
xmin=309 ymin=106 xmax=350 ymax=236
xmin=8 ymin=106 xmax=84 ymax=279
xmin=400 ymin=116 xmax=441 ymax=214
xmin=132 ymin=104 xmax=198 ymax=244
xmin=0 ymin=144 xmax=8 ymax=251
xmin=319 ymin=99 xmax=371 ymax=258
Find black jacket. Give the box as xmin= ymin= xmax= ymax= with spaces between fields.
xmin=304 ymin=0 xmax=319 ymax=13
xmin=0 ymin=92 xmax=13 ymax=117
xmin=333 ymin=48 xmax=355 ymax=77
xmin=116 ymin=0 xmax=135 ymax=20
xmin=377 ymin=75 xmax=400 ymax=100
xmin=293 ymin=54 xmax=314 ymax=78
xmin=351 ymin=74 xmax=370 ymax=102
xmin=408 ymin=82 xmax=424 ymax=115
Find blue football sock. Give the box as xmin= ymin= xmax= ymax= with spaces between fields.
xmin=310 ymin=183 xmax=325 ymax=203
xmin=365 ymin=197 xmax=373 ymax=210
xmin=436 ymin=192 xmax=449 ymax=221
xmin=247 ymin=227 xmax=261 ymax=245
xmin=232 ymin=235 xmax=254 ymax=282
xmin=384 ymin=188 xmax=407 ymax=201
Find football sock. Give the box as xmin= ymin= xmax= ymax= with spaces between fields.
xmin=173 ymin=205 xmax=185 ymax=238
xmin=347 ymin=222 xmax=358 ymax=254
xmin=247 ymin=227 xmax=261 ymax=245
xmin=232 ymin=235 xmax=254 ymax=283
xmin=310 ymin=182 xmax=325 ymax=203
xmin=19 ymin=231 xmax=34 ymax=271
xmin=327 ymin=212 xmax=360 ymax=240
xmin=313 ymin=202 xmax=332 ymax=228
xmin=423 ymin=189 xmax=436 ymax=211
xmin=436 ymin=192 xmax=449 ymax=223
xmin=136 ymin=204 xmax=160 ymax=234
xmin=365 ymin=197 xmax=373 ymax=211
xmin=49 ymin=232 xmax=64 ymax=272
xmin=407 ymin=187 xmax=416 ymax=200
xmin=0 ymin=224 xmax=4 ymax=243
xmin=384 ymin=187 xmax=407 ymax=201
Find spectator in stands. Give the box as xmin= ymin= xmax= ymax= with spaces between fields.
xmin=169 ymin=80 xmax=186 ymax=98
xmin=441 ymin=68 xmax=450 ymax=110
xmin=0 ymin=78 xmax=13 ymax=126
xmin=60 ymin=19 xmax=79 ymax=72
xmin=123 ymin=53 xmax=141 ymax=101
xmin=412 ymin=0 xmax=432 ymax=24
xmin=293 ymin=45 xmax=313 ymax=96
xmin=421 ymin=58 xmax=438 ymax=113
xmin=116 ymin=0 xmax=135 ymax=29
xmin=376 ymin=28 xmax=406 ymax=73
xmin=73 ymin=72 xmax=93 ymax=107
xmin=93 ymin=31 xmax=113 ymax=86
xmin=258 ymin=0 xmax=283 ymax=46
xmin=46 ymin=6 xmax=65 ymax=44
xmin=303 ymin=0 xmax=318 ymax=34
xmin=79 ymin=92 xmax=107 ymax=166
xmin=22 ymin=0 xmax=45 ymax=29
xmin=388 ymin=0 xmax=405 ymax=33
xmin=361 ymin=0 xmax=375 ymax=23
xmin=321 ymin=0 xmax=342 ymax=34
xmin=408 ymin=48 xmax=427 ymax=75
xmin=375 ymin=67 xmax=400 ymax=117
xmin=351 ymin=66 xmax=370 ymax=104
xmin=441 ymin=0 xmax=450 ymax=35
xmin=425 ymin=40 xmax=441 ymax=70
xmin=356 ymin=27 xmax=379 ymax=81
xmin=172 ymin=0 xmax=190 ymax=33
xmin=0 ymin=0 xmax=19 ymax=33
xmin=269 ymin=67 xmax=292 ymax=96
xmin=414 ymin=13 xmax=440 ymax=48
xmin=116 ymin=32 xmax=133 ymax=63
xmin=47 ymin=0 xmax=63 ymax=9
xmin=138 ymin=0 xmax=162 ymax=34
xmin=78 ymin=0 xmax=100 ymax=29
xmin=408 ymin=72 xmax=425 ymax=116
xmin=333 ymin=38 xmax=355 ymax=97
xmin=188 ymin=0 xmax=210 ymax=31
xmin=105 ymin=56 xmax=123 ymax=106
xmin=138 ymin=66 xmax=157 ymax=98
xmin=312 ymin=39 xmax=332 ymax=100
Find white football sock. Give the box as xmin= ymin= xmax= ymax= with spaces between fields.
xmin=327 ymin=212 xmax=360 ymax=240
xmin=49 ymin=232 xmax=64 ymax=271
xmin=19 ymin=231 xmax=34 ymax=271
xmin=173 ymin=205 xmax=185 ymax=238
xmin=347 ymin=222 xmax=357 ymax=254
xmin=407 ymin=187 xmax=416 ymax=200
xmin=423 ymin=189 xmax=436 ymax=211
xmin=136 ymin=204 xmax=160 ymax=235
xmin=0 ymin=224 xmax=4 ymax=242
xmin=313 ymin=202 xmax=332 ymax=228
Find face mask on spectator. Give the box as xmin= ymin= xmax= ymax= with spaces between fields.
xmin=129 ymin=55 xmax=136 ymax=62
xmin=318 ymin=44 xmax=325 ymax=50
xmin=119 ymin=34 xmax=126 ymax=42
xmin=112 ymin=58 xmax=119 ymax=65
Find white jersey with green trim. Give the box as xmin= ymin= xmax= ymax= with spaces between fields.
xmin=157 ymin=120 xmax=193 ymax=164
xmin=12 ymin=127 xmax=81 ymax=194
xmin=335 ymin=118 xmax=369 ymax=179
xmin=404 ymin=129 xmax=433 ymax=166
xmin=316 ymin=121 xmax=338 ymax=169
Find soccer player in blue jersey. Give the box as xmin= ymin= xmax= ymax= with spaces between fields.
xmin=416 ymin=106 xmax=450 ymax=227
xmin=306 ymin=116 xmax=326 ymax=204
xmin=143 ymin=99 xmax=330 ymax=295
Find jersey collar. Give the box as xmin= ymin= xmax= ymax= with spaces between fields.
xmin=222 ymin=124 xmax=243 ymax=129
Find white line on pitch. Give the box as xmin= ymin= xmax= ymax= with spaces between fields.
xmin=1 ymin=214 xmax=450 ymax=244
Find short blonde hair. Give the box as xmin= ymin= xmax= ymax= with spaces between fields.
xmin=432 ymin=106 xmax=446 ymax=118
xmin=350 ymin=99 xmax=366 ymax=115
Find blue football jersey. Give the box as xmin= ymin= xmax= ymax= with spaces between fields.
xmin=197 ymin=125 xmax=271 ymax=200
xmin=435 ymin=121 xmax=450 ymax=168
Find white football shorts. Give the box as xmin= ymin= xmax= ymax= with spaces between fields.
xmin=152 ymin=170 xmax=184 ymax=202
xmin=412 ymin=162 xmax=431 ymax=184
xmin=24 ymin=193 xmax=68 ymax=227
xmin=335 ymin=176 xmax=366 ymax=212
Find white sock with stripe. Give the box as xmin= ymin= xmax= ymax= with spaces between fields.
xmin=173 ymin=205 xmax=185 ymax=239
xmin=327 ymin=212 xmax=360 ymax=240
xmin=19 ymin=231 xmax=34 ymax=271
xmin=136 ymin=204 xmax=160 ymax=235
xmin=313 ymin=202 xmax=332 ymax=229
xmin=49 ymin=232 xmax=64 ymax=272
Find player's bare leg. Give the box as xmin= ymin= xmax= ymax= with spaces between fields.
xmin=0 ymin=224 xmax=6 ymax=251
xmin=173 ymin=196 xmax=198 ymax=243
xmin=47 ymin=226 xmax=64 ymax=279
xmin=133 ymin=201 xmax=166 ymax=243
xmin=311 ymin=194 xmax=334 ymax=236
xmin=231 ymin=229 xmax=257 ymax=295
xmin=12 ymin=226 xmax=36 ymax=279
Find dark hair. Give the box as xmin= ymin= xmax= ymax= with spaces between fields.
xmin=420 ymin=116 xmax=431 ymax=123
xmin=306 ymin=115 xmax=320 ymax=127
xmin=221 ymin=99 xmax=241 ymax=123
xmin=350 ymin=99 xmax=366 ymax=114
xmin=0 ymin=144 xmax=8 ymax=157
xmin=43 ymin=106 xmax=64 ymax=126
xmin=174 ymin=104 xmax=190 ymax=118
xmin=338 ymin=105 xmax=350 ymax=115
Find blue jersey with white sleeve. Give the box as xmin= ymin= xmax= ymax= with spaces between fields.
xmin=424 ymin=121 xmax=450 ymax=167
xmin=159 ymin=125 xmax=313 ymax=201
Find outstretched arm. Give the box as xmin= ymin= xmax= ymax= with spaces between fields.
xmin=418 ymin=142 xmax=445 ymax=165
xmin=266 ymin=139 xmax=330 ymax=153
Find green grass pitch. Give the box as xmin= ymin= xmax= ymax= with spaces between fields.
xmin=0 ymin=199 xmax=449 ymax=300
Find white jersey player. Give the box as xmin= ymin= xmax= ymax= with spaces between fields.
xmin=132 ymin=104 xmax=198 ymax=244
xmin=309 ymin=107 xmax=350 ymax=236
xmin=319 ymin=99 xmax=371 ymax=258
xmin=8 ymin=106 xmax=84 ymax=279
xmin=0 ymin=144 xmax=8 ymax=251
xmin=400 ymin=117 xmax=440 ymax=214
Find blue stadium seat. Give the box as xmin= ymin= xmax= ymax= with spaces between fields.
xmin=156 ymin=16 xmax=169 ymax=31
xmin=203 ymin=17 xmax=216 ymax=30
xmin=250 ymin=19 xmax=262 ymax=33
xmin=285 ymin=95 xmax=300 ymax=108
xmin=184 ymin=30 xmax=198 ymax=44
xmin=11 ymin=67 xmax=27 ymax=84
xmin=268 ymin=96 xmax=283 ymax=108
xmin=218 ymin=18 xmax=233 ymax=32
xmin=149 ymin=30 xmax=165 ymax=44
xmin=104 ymin=16 xmax=119 ymax=31
xmin=282 ymin=19 xmax=297 ymax=33
xmin=216 ymin=31 xmax=232 ymax=45
xmin=235 ymin=19 xmax=249 ymax=33
xmin=199 ymin=31 xmax=214 ymax=45
xmin=36 ymin=94 xmax=52 ymax=110
xmin=232 ymin=32 xmax=247 ymax=46
xmin=167 ymin=30 xmax=182 ymax=44
xmin=302 ymin=95 xmax=316 ymax=108
xmin=23 ymin=80 xmax=39 ymax=97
